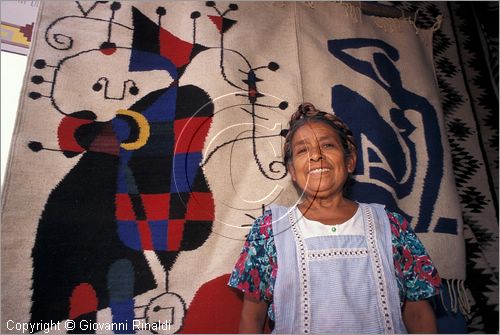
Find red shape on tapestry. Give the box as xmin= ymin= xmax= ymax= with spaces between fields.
xmin=57 ymin=116 xmax=93 ymax=154
xmin=186 ymin=192 xmax=215 ymax=221
xmin=159 ymin=29 xmax=193 ymax=68
xmin=208 ymin=15 xmax=223 ymax=32
xmin=208 ymin=15 xmax=237 ymax=33
xmin=100 ymin=42 xmax=117 ymax=55
xmin=89 ymin=122 xmax=120 ymax=156
xmin=167 ymin=219 xmax=185 ymax=251
xmin=115 ymin=194 xmax=136 ymax=220
xmin=69 ymin=283 xmax=98 ymax=320
xmin=100 ymin=48 xmax=116 ymax=55
xmin=141 ymin=193 xmax=170 ymax=220
xmin=137 ymin=220 xmax=154 ymax=250
xmin=174 ymin=117 xmax=212 ymax=153
xmin=179 ymin=274 xmax=243 ymax=334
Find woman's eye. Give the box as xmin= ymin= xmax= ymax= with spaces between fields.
xmin=295 ymin=147 xmax=307 ymax=154
xmin=322 ymin=143 xmax=334 ymax=148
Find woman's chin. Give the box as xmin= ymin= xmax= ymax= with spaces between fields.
xmin=301 ymin=186 xmax=337 ymax=198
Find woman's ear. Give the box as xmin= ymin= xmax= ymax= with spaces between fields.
xmin=347 ymin=151 xmax=357 ymax=173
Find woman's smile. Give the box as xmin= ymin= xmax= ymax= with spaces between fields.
xmin=308 ymin=167 xmax=331 ymax=175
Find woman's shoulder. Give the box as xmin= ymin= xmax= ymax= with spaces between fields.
xmin=252 ymin=204 xmax=295 ymax=226
xmin=384 ymin=210 xmax=408 ymax=227
xmin=356 ymin=202 xmax=409 ymax=228
xmin=245 ymin=209 xmax=274 ymax=241
xmin=383 ymin=209 xmax=420 ymax=243
xmin=253 ymin=209 xmax=273 ymax=226
xmin=385 ymin=209 xmax=410 ymax=231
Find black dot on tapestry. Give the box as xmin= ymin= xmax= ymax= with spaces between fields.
xmin=129 ymin=86 xmax=139 ymax=95
xmin=110 ymin=2 xmax=121 ymax=11
xmin=100 ymin=41 xmax=116 ymax=50
xmin=28 ymin=141 xmax=43 ymax=152
xmin=31 ymin=76 xmax=44 ymax=84
xmin=268 ymin=62 xmax=279 ymax=71
xmin=29 ymin=92 xmax=42 ymax=100
xmin=156 ymin=7 xmax=166 ymax=16
xmin=34 ymin=59 xmax=46 ymax=69
xmin=279 ymin=101 xmax=288 ymax=110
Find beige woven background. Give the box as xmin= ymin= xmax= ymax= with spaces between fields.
xmin=1 ymin=1 xmax=464 ymax=332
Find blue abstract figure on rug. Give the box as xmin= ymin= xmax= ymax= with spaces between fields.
xmin=328 ymin=38 xmax=457 ymax=235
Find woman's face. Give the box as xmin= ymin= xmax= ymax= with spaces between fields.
xmin=288 ymin=121 xmax=356 ymax=199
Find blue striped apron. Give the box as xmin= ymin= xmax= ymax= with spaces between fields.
xmin=270 ymin=203 xmax=407 ymax=334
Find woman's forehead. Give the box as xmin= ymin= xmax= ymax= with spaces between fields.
xmin=291 ymin=121 xmax=341 ymax=144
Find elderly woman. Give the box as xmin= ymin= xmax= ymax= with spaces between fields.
xmin=228 ymin=103 xmax=441 ymax=333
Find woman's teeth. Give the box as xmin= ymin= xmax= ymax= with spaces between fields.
xmin=309 ymin=168 xmax=331 ymax=174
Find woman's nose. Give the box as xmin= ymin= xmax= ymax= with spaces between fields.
xmin=309 ymin=145 xmax=322 ymax=161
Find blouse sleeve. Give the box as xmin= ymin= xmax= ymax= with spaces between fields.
xmin=227 ymin=210 xmax=276 ymax=302
xmin=388 ymin=211 xmax=442 ymax=301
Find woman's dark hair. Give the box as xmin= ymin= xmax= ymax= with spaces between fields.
xmin=283 ymin=102 xmax=357 ymax=167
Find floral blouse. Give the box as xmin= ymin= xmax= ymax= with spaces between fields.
xmin=228 ymin=209 xmax=441 ymax=321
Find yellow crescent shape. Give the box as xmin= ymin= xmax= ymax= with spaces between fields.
xmin=116 ymin=109 xmax=150 ymax=150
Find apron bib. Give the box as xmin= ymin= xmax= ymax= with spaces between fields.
xmin=271 ymin=203 xmax=407 ymax=334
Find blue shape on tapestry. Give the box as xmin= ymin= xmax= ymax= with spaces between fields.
xmin=141 ymin=86 xmax=177 ymax=122
xmin=112 ymin=117 xmax=132 ymax=143
xmin=171 ymin=152 xmax=202 ymax=193
xmin=328 ymin=37 xmax=446 ymax=233
xmin=115 ymin=155 xmax=137 ymax=194
xmin=107 ymin=259 xmax=135 ymax=334
xmin=116 ymin=166 xmax=129 ymax=194
xmin=434 ymin=217 xmax=458 ymax=234
xmin=129 ymin=49 xmax=177 ymax=79
xmin=149 ymin=220 xmax=168 ymax=250
xmin=117 ymin=221 xmax=141 ymax=250
xmin=332 ymin=85 xmax=414 ymax=198
xmin=109 ymin=300 xmax=135 ymax=334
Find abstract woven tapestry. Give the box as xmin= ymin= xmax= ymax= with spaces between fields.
xmin=387 ymin=2 xmax=499 ymax=333
xmin=2 ymin=1 xmax=495 ymax=333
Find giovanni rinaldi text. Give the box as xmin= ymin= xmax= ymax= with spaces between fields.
xmin=6 ymin=319 xmax=172 ymax=333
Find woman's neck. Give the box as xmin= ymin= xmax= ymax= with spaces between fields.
xmin=298 ymin=195 xmax=358 ymax=225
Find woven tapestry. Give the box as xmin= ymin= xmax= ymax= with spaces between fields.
xmin=385 ymin=2 xmax=499 ymax=333
xmin=1 ymin=1 xmax=472 ymax=333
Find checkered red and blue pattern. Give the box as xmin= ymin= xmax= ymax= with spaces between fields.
xmin=113 ymin=85 xmax=214 ymax=251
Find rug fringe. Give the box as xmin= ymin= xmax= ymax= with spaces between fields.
xmin=440 ymin=278 xmax=472 ymax=319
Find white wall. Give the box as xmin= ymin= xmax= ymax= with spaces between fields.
xmin=1 ymin=51 xmax=28 ymax=186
